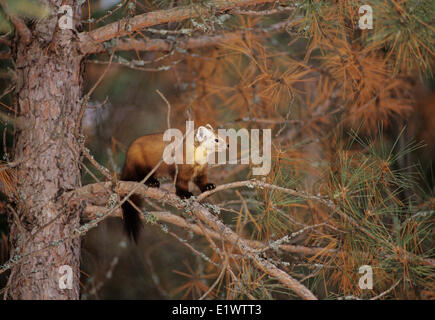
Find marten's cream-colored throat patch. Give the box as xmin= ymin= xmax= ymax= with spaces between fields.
xmin=194 ymin=145 xmax=211 ymax=164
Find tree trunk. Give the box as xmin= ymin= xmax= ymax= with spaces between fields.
xmin=6 ymin=1 xmax=83 ymax=299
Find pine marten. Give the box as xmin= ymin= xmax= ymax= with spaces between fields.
xmin=121 ymin=124 xmax=228 ymax=242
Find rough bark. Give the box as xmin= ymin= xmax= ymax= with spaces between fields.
xmin=6 ymin=1 xmax=83 ymax=299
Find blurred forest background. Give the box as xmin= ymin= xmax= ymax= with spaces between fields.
xmin=0 ymin=0 xmax=434 ymax=299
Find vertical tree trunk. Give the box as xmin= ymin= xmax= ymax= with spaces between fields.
xmin=6 ymin=1 xmax=83 ymax=299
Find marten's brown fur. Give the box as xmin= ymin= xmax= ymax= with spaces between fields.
xmin=121 ymin=126 xmax=226 ymax=242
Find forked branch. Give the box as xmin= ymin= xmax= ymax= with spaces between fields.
xmin=68 ymin=180 xmax=318 ymax=300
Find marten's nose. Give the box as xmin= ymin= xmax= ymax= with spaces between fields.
xmin=227 ymin=144 xmax=230 ymax=148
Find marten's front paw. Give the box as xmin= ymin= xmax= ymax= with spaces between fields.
xmin=176 ymin=189 xmax=193 ymax=199
xmin=145 ymin=177 xmax=160 ymax=188
xmin=202 ymin=183 xmax=216 ymax=192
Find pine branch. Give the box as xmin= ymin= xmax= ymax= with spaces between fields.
xmin=230 ymin=5 xmax=296 ymax=15
xmin=78 ymin=0 xmax=281 ymax=55
xmin=84 ymin=204 xmax=335 ymax=256
xmin=197 ymin=180 xmax=361 ymax=227
xmin=86 ymin=21 xmax=288 ymax=54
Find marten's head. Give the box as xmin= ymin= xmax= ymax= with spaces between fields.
xmin=194 ymin=124 xmax=228 ymax=164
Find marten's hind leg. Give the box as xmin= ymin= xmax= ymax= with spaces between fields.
xmin=175 ymin=177 xmax=193 ymax=199
xmin=136 ymin=166 xmax=160 ymax=188
xmin=170 ymin=165 xmax=192 ymax=198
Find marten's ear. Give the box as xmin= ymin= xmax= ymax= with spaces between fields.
xmin=195 ymin=126 xmax=208 ymax=142
xmin=205 ymin=124 xmax=214 ymax=131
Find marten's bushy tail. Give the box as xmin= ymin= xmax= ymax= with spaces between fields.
xmin=122 ymin=194 xmax=143 ymax=243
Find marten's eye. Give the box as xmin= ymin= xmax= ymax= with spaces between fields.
xmin=215 ymin=139 xmax=219 ymax=142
